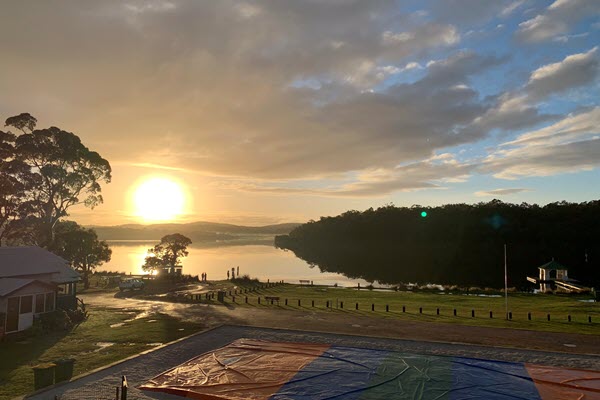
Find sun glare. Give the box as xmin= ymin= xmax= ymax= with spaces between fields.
xmin=133 ymin=177 xmax=186 ymax=222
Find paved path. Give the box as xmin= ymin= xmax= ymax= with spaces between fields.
xmin=27 ymin=325 xmax=600 ymax=400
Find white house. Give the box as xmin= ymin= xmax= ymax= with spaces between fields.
xmin=0 ymin=246 xmax=80 ymax=335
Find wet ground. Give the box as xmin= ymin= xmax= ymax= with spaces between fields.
xmin=80 ymin=292 xmax=600 ymax=356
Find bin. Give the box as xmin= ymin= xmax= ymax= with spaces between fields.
xmin=33 ymin=363 xmax=56 ymax=390
xmin=54 ymin=358 xmax=75 ymax=382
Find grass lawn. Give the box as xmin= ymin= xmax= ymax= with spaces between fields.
xmin=205 ymin=282 xmax=599 ymax=335
xmin=0 ymin=307 xmax=204 ymax=400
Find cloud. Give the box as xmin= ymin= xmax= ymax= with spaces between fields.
xmin=526 ymin=47 xmax=599 ymax=100
xmin=482 ymin=108 xmax=600 ymax=179
xmin=225 ymin=154 xmax=475 ymax=198
xmin=517 ymin=0 xmax=600 ymax=42
xmin=475 ymin=188 xmax=532 ymax=197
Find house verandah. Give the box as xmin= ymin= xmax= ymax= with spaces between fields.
xmin=0 ymin=246 xmax=81 ymax=335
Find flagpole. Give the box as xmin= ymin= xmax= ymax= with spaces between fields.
xmin=504 ymin=244 xmax=508 ymax=320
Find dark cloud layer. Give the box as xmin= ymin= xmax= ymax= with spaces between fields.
xmin=0 ymin=1 xmax=598 ymax=199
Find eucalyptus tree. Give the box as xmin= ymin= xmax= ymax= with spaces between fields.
xmin=4 ymin=113 xmax=112 ymax=247
xmin=51 ymin=221 xmax=112 ymax=289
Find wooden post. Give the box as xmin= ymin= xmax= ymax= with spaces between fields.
xmin=489 ymin=311 xmax=493 ymax=318
xmin=340 ymin=301 xmax=344 ymax=309
xmin=121 ymin=375 xmax=128 ymax=400
xmin=437 ymin=308 xmax=440 ymax=315
xmin=547 ymin=313 xmax=551 ymax=321
xmin=453 ymin=308 xmax=457 ymax=316
xmin=371 ymin=304 xmax=375 ymax=311
xmin=326 ymin=300 xmax=329 ymax=308
xmin=386 ymin=305 xmax=389 ymax=312
xmin=568 ymin=315 xmax=571 ymax=322
xmin=402 ymin=306 xmax=405 ymax=313
xmin=312 ymin=300 xmax=315 ymax=307
xmin=508 ymin=311 xmax=512 ymax=320
xmin=285 ymin=299 xmax=288 ymax=306
xmin=245 ymin=296 xmax=248 ymax=303
xmin=298 ymin=299 xmax=301 ymax=307
xmin=528 ymin=312 xmax=531 ymax=320
xmin=258 ymin=297 xmax=261 ymax=304
xmin=419 ymin=307 xmax=422 ymax=314
xmin=355 ymin=302 xmax=359 ymax=310
xmin=589 ymin=316 xmax=592 ymax=323
xmin=471 ymin=309 xmax=475 ymax=318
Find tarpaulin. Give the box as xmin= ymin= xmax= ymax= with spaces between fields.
xmin=140 ymin=339 xmax=600 ymax=399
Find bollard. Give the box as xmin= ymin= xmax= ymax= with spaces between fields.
xmin=356 ymin=302 xmax=359 ymax=310
xmin=453 ymin=308 xmax=457 ymax=316
xmin=298 ymin=299 xmax=301 ymax=307
xmin=437 ymin=308 xmax=440 ymax=315
xmin=568 ymin=315 xmax=571 ymax=322
xmin=371 ymin=304 xmax=375 ymax=311
xmin=528 ymin=312 xmax=531 ymax=320
xmin=386 ymin=305 xmax=389 ymax=312
xmin=471 ymin=309 xmax=475 ymax=318
xmin=490 ymin=311 xmax=493 ymax=318
xmin=340 ymin=301 xmax=344 ymax=309
xmin=419 ymin=307 xmax=422 ymax=314
xmin=402 ymin=306 xmax=406 ymax=313
xmin=547 ymin=313 xmax=551 ymax=321
xmin=285 ymin=299 xmax=288 ymax=306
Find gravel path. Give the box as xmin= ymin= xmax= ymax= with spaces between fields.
xmin=27 ymin=324 xmax=600 ymax=400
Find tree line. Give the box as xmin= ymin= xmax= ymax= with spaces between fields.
xmin=1 ymin=113 xmax=112 ymax=287
xmin=275 ymin=201 xmax=600 ymax=289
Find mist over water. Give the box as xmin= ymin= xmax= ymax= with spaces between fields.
xmin=98 ymin=242 xmax=369 ymax=287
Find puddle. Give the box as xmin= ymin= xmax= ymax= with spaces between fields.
xmin=178 ymin=328 xmax=185 ymax=331
xmin=578 ymin=299 xmax=596 ymax=303
xmin=147 ymin=319 xmax=157 ymax=323
xmin=95 ymin=342 xmax=115 ymax=352
xmin=563 ymin=344 xmax=577 ymax=348
xmin=351 ymin=324 xmax=361 ymax=328
xmin=147 ymin=343 xmax=163 ymax=346
xmin=110 ymin=323 xmax=125 ymax=328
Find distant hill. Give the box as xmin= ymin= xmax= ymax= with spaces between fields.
xmin=89 ymin=221 xmax=302 ymax=242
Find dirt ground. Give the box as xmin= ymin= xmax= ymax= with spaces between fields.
xmin=80 ymin=292 xmax=600 ymax=355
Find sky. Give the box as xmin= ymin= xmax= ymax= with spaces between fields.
xmin=1 ymin=0 xmax=599 ymax=226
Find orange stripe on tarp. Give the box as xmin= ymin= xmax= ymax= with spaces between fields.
xmin=526 ymin=364 xmax=600 ymax=400
xmin=139 ymin=339 xmax=331 ymax=400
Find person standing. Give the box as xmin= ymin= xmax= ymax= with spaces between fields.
xmin=227 ymin=270 xmax=230 ymax=280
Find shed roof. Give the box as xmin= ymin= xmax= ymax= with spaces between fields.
xmin=0 ymin=278 xmax=56 ymax=297
xmin=539 ymin=260 xmax=567 ymax=270
xmin=0 ymin=246 xmax=80 ymax=283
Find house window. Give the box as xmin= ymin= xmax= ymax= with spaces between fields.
xmin=35 ymin=294 xmax=45 ymax=313
xmin=45 ymin=292 xmax=55 ymax=312
xmin=20 ymin=295 xmax=33 ymax=314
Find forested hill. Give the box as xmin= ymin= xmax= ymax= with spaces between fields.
xmin=275 ymin=201 xmax=600 ymax=288
xmin=92 ymin=222 xmax=301 ymax=241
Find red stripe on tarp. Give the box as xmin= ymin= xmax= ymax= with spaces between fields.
xmin=526 ymin=364 xmax=600 ymax=400
xmin=139 ymin=339 xmax=331 ymax=400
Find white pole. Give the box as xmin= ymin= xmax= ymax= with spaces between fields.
xmin=504 ymin=244 xmax=508 ymax=320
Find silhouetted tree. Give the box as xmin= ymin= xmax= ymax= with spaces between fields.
xmin=143 ymin=233 xmax=192 ymax=274
xmin=50 ymin=221 xmax=112 ymax=289
xmin=4 ymin=113 xmax=111 ymax=247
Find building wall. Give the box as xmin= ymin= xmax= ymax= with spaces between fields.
xmin=1 ymin=282 xmax=57 ymax=334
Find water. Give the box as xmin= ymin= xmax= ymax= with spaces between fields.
xmin=98 ymin=241 xmax=368 ymax=287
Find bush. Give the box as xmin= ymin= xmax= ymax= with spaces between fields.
xmin=231 ymin=274 xmax=259 ymax=284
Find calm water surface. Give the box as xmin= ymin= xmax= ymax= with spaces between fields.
xmin=99 ymin=241 xmax=368 ymax=287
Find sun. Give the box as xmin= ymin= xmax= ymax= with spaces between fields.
xmin=133 ymin=177 xmax=186 ymax=222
